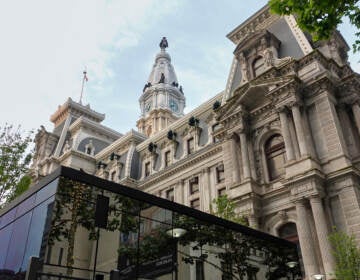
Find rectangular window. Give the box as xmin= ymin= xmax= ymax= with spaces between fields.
xmin=164 ymin=151 xmax=171 ymax=167
xmin=166 ymin=188 xmax=174 ymax=201
xmin=189 ymin=177 xmax=199 ymax=194
xmin=191 ymin=198 xmax=200 ymax=210
xmin=196 ymin=260 xmax=205 ymax=280
xmin=187 ymin=137 xmax=195 ymax=154
xmin=216 ymin=164 xmax=225 ymax=183
xmin=58 ymin=247 xmax=64 ymax=265
xmin=145 ymin=162 xmax=151 ymax=177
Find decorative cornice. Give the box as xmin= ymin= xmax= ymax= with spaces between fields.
xmin=226 ymin=5 xmax=279 ymax=45
xmin=69 ymin=116 xmax=122 ymax=140
xmin=95 ymin=129 xmax=147 ymax=160
xmin=57 ymin=149 xmax=97 ymax=163
xmin=50 ymin=97 xmax=105 ymax=126
xmin=138 ymin=143 xmax=222 ymax=189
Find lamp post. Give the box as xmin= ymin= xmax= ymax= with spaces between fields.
xmin=166 ymin=228 xmax=187 ymax=280
xmin=286 ymin=261 xmax=298 ymax=280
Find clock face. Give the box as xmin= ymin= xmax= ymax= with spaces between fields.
xmin=169 ymin=100 xmax=179 ymax=112
xmin=145 ymin=102 xmax=152 ymax=112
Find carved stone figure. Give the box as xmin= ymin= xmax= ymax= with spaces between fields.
xmin=263 ymin=48 xmax=274 ymax=67
xmin=159 ymin=73 xmax=165 ymax=83
xmin=239 ymin=52 xmax=249 ymax=82
xmin=63 ymin=140 xmax=71 ymax=152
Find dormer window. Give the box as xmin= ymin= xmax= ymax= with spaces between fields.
xmin=187 ymin=137 xmax=195 ymax=154
xmin=253 ymin=56 xmax=265 ymax=77
xmin=164 ymin=151 xmax=171 ymax=167
xmin=84 ymin=140 xmax=95 ymax=156
xmin=234 ymin=30 xmax=281 ymax=82
xmin=145 ymin=162 xmax=151 ymax=177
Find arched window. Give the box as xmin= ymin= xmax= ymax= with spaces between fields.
xmin=265 ymin=134 xmax=285 ymax=181
xmin=253 ymin=56 xmax=265 ymax=77
xmin=278 ymin=222 xmax=298 ymax=243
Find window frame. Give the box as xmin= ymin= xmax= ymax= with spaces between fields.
xmin=265 ymin=134 xmax=285 ymax=181
xmin=189 ymin=177 xmax=199 ymax=194
xmin=187 ymin=137 xmax=195 ymax=155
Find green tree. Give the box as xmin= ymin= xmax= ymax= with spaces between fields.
xmin=268 ymin=0 xmax=360 ymax=52
xmin=0 ymin=124 xmax=33 ymax=207
xmin=211 ymin=194 xmax=248 ymax=225
xmin=329 ymin=229 xmax=360 ymax=279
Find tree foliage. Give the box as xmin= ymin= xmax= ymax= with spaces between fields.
xmin=329 ymin=229 xmax=360 ymax=279
xmin=269 ymin=0 xmax=360 ymax=52
xmin=211 ymin=195 xmax=248 ymax=225
xmin=0 ymin=124 xmax=33 ymax=207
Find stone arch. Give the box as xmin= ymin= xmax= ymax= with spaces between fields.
xmin=254 ymin=128 xmax=282 ymax=182
xmin=264 ymin=210 xmax=297 ymax=236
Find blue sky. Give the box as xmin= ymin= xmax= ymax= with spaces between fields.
xmin=0 ymin=0 xmax=358 ymax=134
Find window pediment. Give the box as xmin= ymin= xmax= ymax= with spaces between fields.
xmin=234 ymin=30 xmax=280 ymax=57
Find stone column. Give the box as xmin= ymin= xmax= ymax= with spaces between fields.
xmin=174 ymin=180 xmax=184 ymax=204
xmin=183 ymin=180 xmax=190 ymax=207
xmin=291 ymin=103 xmax=309 ymax=157
xmin=248 ymin=138 xmax=257 ymax=180
xmin=201 ymin=168 xmax=212 ymax=212
xmin=278 ymin=107 xmax=295 ymax=161
xmin=239 ymin=130 xmax=251 ymax=179
xmin=230 ymin=135 xmax=241 ymax=183
xmin=351 ymin=101 xmax=360 ymax=136
xmin=295 ymin=199 xmax=319 ymax=279
xmin=310 ymin=196 xmax=335 ymax=278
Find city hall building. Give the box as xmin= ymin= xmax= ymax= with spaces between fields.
xmin=2 ymin=4 xmax=360 ymax=280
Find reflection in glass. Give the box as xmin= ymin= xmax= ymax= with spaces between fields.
xmin=5 ymin=212 xmax=32 ymax=271
xmin=0 ymin=175 xmax=301 ymax=280
xmin=0 ymin=223 xmax=13 ymax=268
xmin=21 ymin=198 xmax=54 ymax=270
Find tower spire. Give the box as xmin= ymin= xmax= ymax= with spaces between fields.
xmin=137 ymin=37 xmax=186 ymax=136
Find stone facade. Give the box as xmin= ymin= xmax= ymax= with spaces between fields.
xmin=30 ymin=5 xmax=360 ymax=280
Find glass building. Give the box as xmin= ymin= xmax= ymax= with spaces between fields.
xmin=0 ymin=167 xmax=302 ymax=280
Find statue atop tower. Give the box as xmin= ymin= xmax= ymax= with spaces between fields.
xmin=159 ymin=37 xmax=168 ymax=49
xmin=137 ymin=37 xmax=186 ymax=137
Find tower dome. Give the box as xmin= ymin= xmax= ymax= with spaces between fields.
xmin=137 ymin=37 xmax=186 ymax=137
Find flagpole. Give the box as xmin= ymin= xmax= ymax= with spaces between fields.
xmin=80 ymin=70 xmax=87 ymax=104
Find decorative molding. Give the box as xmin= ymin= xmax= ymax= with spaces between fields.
xmin=284 ymin=15 xmax=313 ymax=55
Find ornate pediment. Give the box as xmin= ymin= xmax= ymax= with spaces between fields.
xmin=234 ymin=30 xmax=280 ymax=57
xmin=217 ymin=75 xmax=300 ymax=123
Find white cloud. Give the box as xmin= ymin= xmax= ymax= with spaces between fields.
xmin=0 ymin=0 xmax=182 ymax=132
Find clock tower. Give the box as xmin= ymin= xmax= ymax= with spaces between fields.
xmin=137 ymin=37 xmax=186 ymax=137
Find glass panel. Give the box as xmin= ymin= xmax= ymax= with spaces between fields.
xmin=4 ymin=211 xmax=32 ymax=272
xmin=137 ymin=217 xmax=173 ymax=279
xmin=21 ymin=197 xmax=55 ymax=270
xmin=0 ymin=223 xmax=13 ymax=268
xmin=33 ymin=176 xmax=302 ymax=280
xmin=35 ymin=178 xmax=58 ymax=205
xmin=0 ymin=207 xmax=17 ymax=229
xmin=15 ymin=194 xmax=36 ymax=218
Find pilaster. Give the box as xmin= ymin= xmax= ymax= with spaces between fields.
xmin=277 ymin=106 xmax=295 ymax=161
xmin=309 ymin=195 xmax=335 ymax=279
xmin=295 ymin=199 xmax=319 ymax=279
